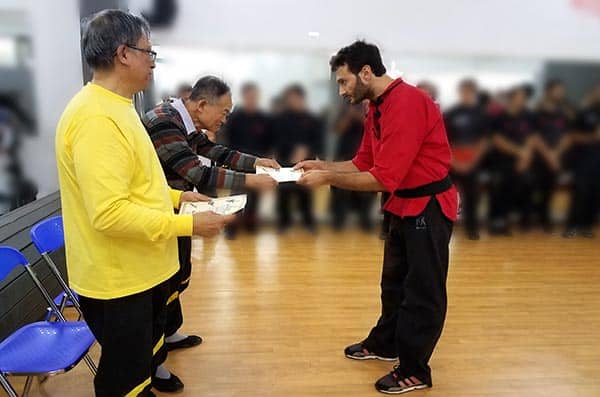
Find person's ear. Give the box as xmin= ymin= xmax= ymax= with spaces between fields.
xmin=115 ymin=44 xmax=129 ymax=66
xmin=359 ymin=65 xmax=372 ymax=83
xmin=195 ymin=98 xmax=208 ymax=113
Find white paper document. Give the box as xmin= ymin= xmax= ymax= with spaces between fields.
xmin=179 ymin=194 xmax=247 ymax=215
xmin=256 ymin=166 xmax=303 ymax=182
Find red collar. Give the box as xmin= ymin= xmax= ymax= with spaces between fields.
xmin=373 ymin=78 xmax=403 ymax=106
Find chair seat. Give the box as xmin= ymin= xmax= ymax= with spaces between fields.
xmin=0 ymin=321 xmax=94 ymax=375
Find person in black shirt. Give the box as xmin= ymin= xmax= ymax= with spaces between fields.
xmin=488 ymin=85 xmax=536 ymax=234
xmin=330 ymin=101 xmax=376 ymax=231
xmin=531 ymin=79 xmax=572 ymax=232
xmin=564 ymin=84 xmax=600 ymax=238
xmin=444 ymin=79 xmax=489 ymax=239
xmin=272 ymin=84 xmax=323 ymax=232
xmin=222 ymin=82 xmax=272 ymax=237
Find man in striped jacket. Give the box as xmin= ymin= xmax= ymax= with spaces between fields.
xmin=142 ymin=76 xmax=278 ymax=388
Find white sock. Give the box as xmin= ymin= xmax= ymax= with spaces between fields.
xmin=155 ymin=364 xmax=170 ymax=380
xmin=165 ymin=332 xmax=188 ymax=343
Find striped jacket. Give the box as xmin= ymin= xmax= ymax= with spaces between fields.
xmin=142 ymin=100 xmax=257 ymax=193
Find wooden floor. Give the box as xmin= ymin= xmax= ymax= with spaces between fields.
xmin=4 ymin=226 xmax=600 ymax=397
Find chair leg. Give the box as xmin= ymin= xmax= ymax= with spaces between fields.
xmin=22 ymin=376 xmax=33 ymax=397
xmin=83 ymin=354 xmax=97 ymax=376
xmin=0 ymin=373 xmax=19 ymax=397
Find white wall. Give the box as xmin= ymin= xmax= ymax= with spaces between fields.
xmin=148 ymin=0 xmax=600 ymax=61
xmin=20 ymin=0 xmax=83 ymax=198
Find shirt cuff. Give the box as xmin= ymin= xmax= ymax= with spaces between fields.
xmin=170 ymin=189 xmax=183 ymax=209
xmin=352 ymin=157 xmax=371 ymax=172
xmin=368 ymin=167 xmax=395 ymax=193
xmin=174 ymin=214 xmax=194 ymax=236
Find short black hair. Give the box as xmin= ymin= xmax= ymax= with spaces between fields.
xmin=81 ymin=9 xmax=150 ymax=70
xmin=544 ymin=78 xmax=563 ymax=92
xmin=459 ymin=78 xmax=478 ymax=91
xmin=190 ymin=76 xmax=231 ymax=102
xmin=284 ymin=84 xmax=306 ymax=98
xmin=330 ymin=40 xmax=386 ymax=76
xmin=241 ymin=82 xmax=258 ymax=95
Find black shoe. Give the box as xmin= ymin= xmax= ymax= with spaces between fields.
xmin=152 ymin=372 xmax=184 ymax=393
xmin=147 ymin=392 xmax=157 ymax=397
xmin=563 ymin=228 xmax=577 ymax=238
xmin=374 ymin=366 xmax=431 ymax=394
xmin=344 ymin=342 xmax=397 ymax=361
xmin=467 ymin=230 xmax=480 ymax=240
xmin=581 ymin=228 xmax=595 ymax=238
xmin=166 ymin=335 xmax=203 ymax=351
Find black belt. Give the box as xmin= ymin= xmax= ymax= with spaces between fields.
xmin=394 ymin=175 xmax=452 ymax=198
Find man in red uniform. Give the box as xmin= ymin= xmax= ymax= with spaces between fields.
xmin=296 ymin=40 xmax=457 ymax=394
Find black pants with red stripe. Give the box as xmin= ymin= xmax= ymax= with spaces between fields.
xmin=165 ymin=236 xmax=192 ymax=336
xmin=79 ymin=280 xmax=169 ymax=397
xmin=364 ymin=198 xmax=453 ymax=385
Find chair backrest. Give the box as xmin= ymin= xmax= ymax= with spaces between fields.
xmin=0 ymin=245 xmax=66 ymax=321
xmin=0 ymin=246 xmax=29 ymax=282
xmin=30 ymin=216 xmax=64 ymax=255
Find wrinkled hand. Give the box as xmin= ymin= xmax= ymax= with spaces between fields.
xmin=246 ymin=173 xmax=278 ymax=191
xmin=254 ymin=158 xmax=281 ymax=169
xmin=297 ymin=170 xmax=331 ymax=188
xmin=179 ymin=191 xmax=211 ymax=207
xmin=294 ymin=159 xmax=326 ymax=171
xmin=192 ymin=211 xmax=236 ymax=238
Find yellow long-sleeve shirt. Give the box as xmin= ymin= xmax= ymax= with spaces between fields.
xmin=55 ymin=83 xmax=193 ymax=299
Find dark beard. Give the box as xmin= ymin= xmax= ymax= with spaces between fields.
xmin=350 ymin=78 xmax=373 ymax=103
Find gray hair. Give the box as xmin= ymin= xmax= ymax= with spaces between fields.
xmin=190 ymin=76 xmax=231 ymax=103
xmin=81 ymin=9 xmax=150 ymax=70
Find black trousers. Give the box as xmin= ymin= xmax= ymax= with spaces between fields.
xmin=364 ymin=198 xmax=453 ymax=384
xmin=451 ymin=170 xmax=480 ymax=233
xmin=165 ymin=236 xmax=192 ymax=336
xmin=226 ymin=190 xmax=260 ymax=234
xmin=79 ymin=280 xmax=169 ymax=397
xmin=330 ymin=186 xmax=375 ymax=230
xmin=276 ymin=183 xmax=315 ymax=229
xmin=531 ymin=159 xmax=557 ymax=227
xmin=488 ymin=161 xmax=534 ymax=229
xmin=567 ymin=157 xmax=600 ymax=229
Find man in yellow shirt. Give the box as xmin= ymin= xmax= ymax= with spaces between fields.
xmin=55 ymin=9 xmax=233 ymax=397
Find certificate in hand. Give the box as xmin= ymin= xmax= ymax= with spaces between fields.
xmin=256 ymin=166 xmax=303 ymax=182
xmin=179 ymin=194 xmax=247 ymax=216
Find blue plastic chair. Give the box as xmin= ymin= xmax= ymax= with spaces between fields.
xmin=30 ymin=216 xmax=81 ymax=320
xmin=0 ymin=246 xmax=96 ymax=397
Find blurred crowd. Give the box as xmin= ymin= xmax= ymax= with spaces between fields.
xmin=165 ymin=77 xmax=600 ymax=240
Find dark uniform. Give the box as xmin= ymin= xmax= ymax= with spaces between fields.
xmin=222 ymin=108 xmax=272 ymax=233
xmin=489 ymin=110 xmax=536 ymax=232
xmin=444 ymin=104 xmax=489 ymax=236
xmin=351 ymin=79 xmax=457 ymax=386
xmin=532 ymin=107 xmax=571 ymax=229
xmin=566 ymin=105 xmax=600 ymax=232
xmin=271 ymin=109 xmax=323 ymax=231
xmin=330 ymin=106 xmax=376 ymax=230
